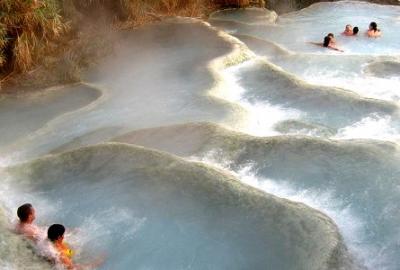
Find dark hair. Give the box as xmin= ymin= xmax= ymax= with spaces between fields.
xmin=48 ymin=224 xmax=65 ymax=242
xmin=328 ymin=33 xmax=334 ymax=38
xmin=17 ymin=203 xmax=33 ymax=222
xmin=353 ymin=27 xmax=359 ymax=35
xmin=323 ymin=36 xmax=331 ymax=47
xmin=370 ymin=22 xmax=378 ymax=32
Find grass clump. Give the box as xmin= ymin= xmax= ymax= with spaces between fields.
xmin=74 ymin=0 xmax=211 ymax=27
xmin=0 ymin=0 xmax=67 ymax=74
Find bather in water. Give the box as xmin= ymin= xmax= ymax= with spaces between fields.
xmin=39 ymin=224 xmax=105 ymax=270
xmin=309 ymin=33 xmax=344 ymax=52
xmin=342 ymin=24 xmax=353 ymax=36
xmin=14 ymin=203 xmax=44 ymax=242
xmin=367 ymin=21 xmax=381 ymax=37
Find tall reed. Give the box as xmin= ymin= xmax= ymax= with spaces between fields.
xmin=0 ymin=0 xmax=67 ymax=73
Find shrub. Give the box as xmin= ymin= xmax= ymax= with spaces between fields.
xmin=0 ymin=0 xmax=67 ymax=73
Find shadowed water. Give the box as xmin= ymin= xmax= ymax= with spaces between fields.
xmin=0 ymin=84 xmax=101 ymax=149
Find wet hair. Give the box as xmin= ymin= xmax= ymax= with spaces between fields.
xmin=370 ymin=22 xmax=378 ymax=32
xmin=353 ymin=27 xmax=359 ymax=35
xmin=17 ymin=203 xmax=33 ymax=222
xmin=48 ymin=224 xmax=65 ymax=242
xmin=323 ymin=36 xmax=331 ymax=47
xmin=328 ymin=33 xmax=334 ymax=38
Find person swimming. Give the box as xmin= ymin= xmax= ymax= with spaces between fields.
xmin=323 ymin=36 xmax=332 ymax=47
xmin=40 ymin=224 xmax=104 ymax=270
xmin=327 ymin=33 xmax=336 ymax=43
xmin=309 ymin=33 xmax=343 ymax=52
xmin=367 ymin=21 xmax=381 ymax=37
xmin=342 ymin=24 xmax=353 ymax=36
xmin=353 ymin=27 xmax=359 ymax=35
xmin=14 ymin=203 xmax=44 ymax=242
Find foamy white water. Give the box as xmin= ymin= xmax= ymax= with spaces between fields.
xmin=336 ymin=114 xmax=400 ymax=141
xmin=220 ymin=63 xmax=303 ymax=136
xmin=236 ymin=166 xmax=388 ymax=270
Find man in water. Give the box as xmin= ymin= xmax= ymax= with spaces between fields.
xmin=15 ymin=203 xmax=44 ymax=242
xmin=367 ymin=21 xmax=381 ymax=37
xmin=342 ymin=24 xmax=353 ymax=36
xmin=353 ymin=27 xmax=359 ymax=35
xmin=42 ymin=224 xmax=104 ymax=270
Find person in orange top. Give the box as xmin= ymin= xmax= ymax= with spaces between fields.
xmin=47 ymin=224 xmax=75 ymax=269
xmin=46 ymin=224 xmax=104 ymax=270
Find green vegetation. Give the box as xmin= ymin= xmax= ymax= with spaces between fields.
xmin=72 ymin=0 xmax=211 ymax=25
xmin=0 ymin=0 xmax=67 ymax=73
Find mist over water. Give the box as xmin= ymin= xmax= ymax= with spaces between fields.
xmin=1 ymin=1 xmax=400 ymax=269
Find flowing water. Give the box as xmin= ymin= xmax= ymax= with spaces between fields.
xmin=1 ymin=1 xmax=399 ymax=269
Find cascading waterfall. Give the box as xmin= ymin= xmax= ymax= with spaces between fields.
xmin=1 ymin=1 xmax=399 ymax=269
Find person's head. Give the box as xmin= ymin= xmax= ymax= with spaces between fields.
xmin=48 ymin=224 xmax=65 ymax=243
xmin=369 ymin=22 xmax=378 ymax=31
xmin=345 ymin=24 xmax=352 ymax=32
xmin=353 ymin=27 xmax=359 ymax=35
xmin=17 ymin=203 xmax=35 ymax=224
xmin=323 ymin=36 xmax=331 ymax=47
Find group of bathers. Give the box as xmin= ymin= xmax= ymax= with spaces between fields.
xmin=320 ymin=21 xmax=381 ymax=52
